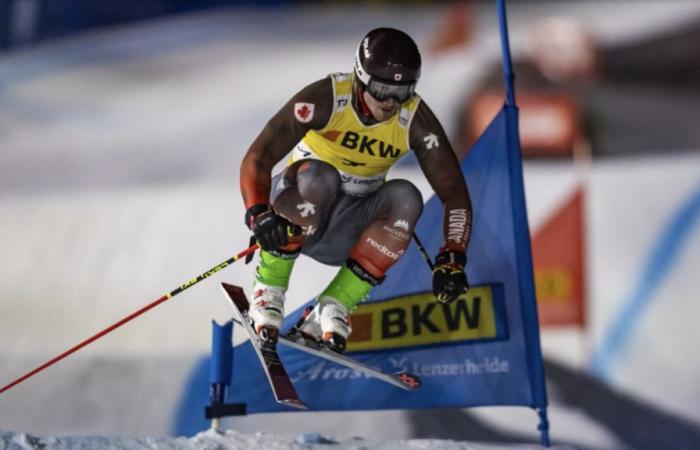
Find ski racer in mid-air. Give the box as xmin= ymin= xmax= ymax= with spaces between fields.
xmin=240 ymin=27 xmax=472 ymax=353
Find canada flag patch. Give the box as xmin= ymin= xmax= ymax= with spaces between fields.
xmin=294 ymin=102 xmax=315 ymax=123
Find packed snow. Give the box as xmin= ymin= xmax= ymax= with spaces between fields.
xmin=1 ymin=429 xmax=573 ymax=450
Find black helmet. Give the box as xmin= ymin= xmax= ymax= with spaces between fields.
xmin=354 ymin=28 xmax=421 ymax=102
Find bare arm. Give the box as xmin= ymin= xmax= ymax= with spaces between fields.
xmin=240 ymin=77 xmax=334 ymax=209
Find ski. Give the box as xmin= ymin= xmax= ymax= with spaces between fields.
xmin=279 ymin=331 xmax=421 ymax=391
xmin=220 ymin=283 xmax=308 ymax=410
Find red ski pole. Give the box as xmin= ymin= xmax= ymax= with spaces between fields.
xmin=0 ymin=243 xmax=259 ymax=395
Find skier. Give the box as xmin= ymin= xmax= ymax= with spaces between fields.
xmin=240 ymin=28 xmax=472 ymax=352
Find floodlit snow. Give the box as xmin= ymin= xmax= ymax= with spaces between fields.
xmin=1 ymin=429 xmax=570 ymax=450
xmin=1 ymin=2 xmax=699 ymax=450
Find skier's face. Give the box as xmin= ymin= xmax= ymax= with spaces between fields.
xmin=363 ymin=90 xmax=399 ymax=122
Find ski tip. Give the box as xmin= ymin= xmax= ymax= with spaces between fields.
xmin=281 ymin=399 xmax=309 ymax=410
xmin=220 ymin=282 xmax=244 ymax=299
xmin=395 ymin=372 xmax=422 ymax=390
xmin=220 ymin=283 xmax=249 ymax=309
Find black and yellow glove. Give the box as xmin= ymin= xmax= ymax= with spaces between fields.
xmin=432 ymin=250 xmax=469 ymax=304
xmin=245 ymin=204 xmax=301 ymax=251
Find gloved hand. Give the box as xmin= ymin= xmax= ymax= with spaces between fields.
xmin=432 ymin=250 xmax=469 ymax=304
xmin=245 ymin=204 xmax=301 ymax=251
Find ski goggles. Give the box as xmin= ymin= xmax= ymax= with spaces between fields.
xmin=363 ymin=78 xmax=416 ymax=103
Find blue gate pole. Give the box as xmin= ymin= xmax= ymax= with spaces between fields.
xmin=497 ymin=0 xmax=550 ymax=446
xmin=209 ymin=320 xmax=233 ymax=430
xmin=206 ymin=320 xmax=247 ymax=429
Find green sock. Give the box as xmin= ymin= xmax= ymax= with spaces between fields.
xmin=255 ymin=250 xmax=297 ymax=290
xmin=319 ymin=266 xmax=374 ymax=311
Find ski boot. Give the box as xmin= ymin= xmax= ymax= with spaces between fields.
xmin=248 ymin=281 xmax=286 ymax=345
xmin=297 ymin=296 xmax=352 ymax=353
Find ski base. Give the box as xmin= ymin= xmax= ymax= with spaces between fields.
xmin=221 ymin=283 xmax=308 ymax=410
xmin=280 ymin=331 xmax=421 ymax=391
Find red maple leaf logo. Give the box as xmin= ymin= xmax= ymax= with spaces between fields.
xmin=297 ymin=104 xmax=310 ymax=120
xmin=294 ymin=102 xmax=314 ymax=123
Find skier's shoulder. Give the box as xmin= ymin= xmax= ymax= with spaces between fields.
xmin=410 ymin=97 xmax=438 ymax=133
xmin=288 ymin=75 xmax=335 ymax=130
xmin=296 ymin=75 xmax=334 ymax=101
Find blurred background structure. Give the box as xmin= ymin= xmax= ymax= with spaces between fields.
xmin=1 ymin=1 xmax=699 ymax=449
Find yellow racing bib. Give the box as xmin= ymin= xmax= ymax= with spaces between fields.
xmin=289 ymin=72 xmax=421 ymax=195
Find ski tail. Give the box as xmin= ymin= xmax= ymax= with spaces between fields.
xmin=221 ymin=282 xmax=308 ymax=410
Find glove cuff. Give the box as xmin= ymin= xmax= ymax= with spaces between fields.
xmin=245 ymin=203 xmax=271 ymax=229
xmin=435 ymin=250 xmax=466 ymax=267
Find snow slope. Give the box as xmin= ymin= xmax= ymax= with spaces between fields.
xmin=0 ymin=429 xmax=572 ymax=450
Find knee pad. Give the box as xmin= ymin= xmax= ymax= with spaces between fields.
xmin=286 ymin=159 xmax=341 ymax=206
xmin=381 ymin=179 xmax=423 ymax=220
xmin=272 ymin=160 xmax=340 ymax=233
